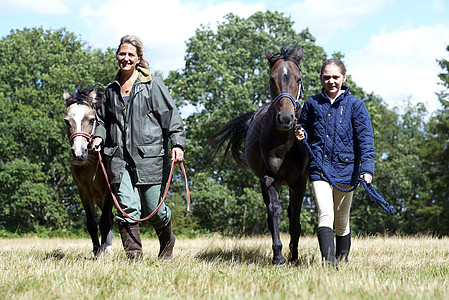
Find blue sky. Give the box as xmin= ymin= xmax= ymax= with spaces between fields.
xmin=1 ymin=0 xmax=448 ymax=114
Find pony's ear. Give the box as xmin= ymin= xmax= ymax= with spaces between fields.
xmin=63 ymin=90 xmax=72 ymax=106
xmin=87 ymin=87 xmax=98 ymax=106
xmin=293 ymin=46 xmax=304 ymax=65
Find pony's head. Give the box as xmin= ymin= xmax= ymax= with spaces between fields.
xmin=63 ymin=87 xmax=102 ymax=165
xmin=265 ymin=42 xmax=304 ymax=131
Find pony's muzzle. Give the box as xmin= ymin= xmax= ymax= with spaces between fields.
xmin=71 ymin=143 xmax=89 ymax=164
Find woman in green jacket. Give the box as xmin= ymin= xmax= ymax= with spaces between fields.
xmin=92 ymin=35 xmax=186 ymax=260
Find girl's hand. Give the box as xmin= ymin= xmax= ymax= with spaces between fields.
xmin=295 ymin=127 xmax=305 ymax=141
xmin=361 ymin=173 xmax=372 ymax=184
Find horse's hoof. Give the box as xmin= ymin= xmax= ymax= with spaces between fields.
xmin=289 ymin=258 xmax=298 ymax=264
xmin=272 ymin=256 xmax=287 ymax=265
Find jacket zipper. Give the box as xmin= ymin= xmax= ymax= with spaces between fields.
xmin=340 ymin=105 xmax=343 ymax=124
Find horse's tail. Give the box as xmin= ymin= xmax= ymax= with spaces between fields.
xmin=206 ymin=111 xmax=255 ymax=168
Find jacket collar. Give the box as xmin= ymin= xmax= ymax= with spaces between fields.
xmin=321 ymin=85 xmax=349 ymax=104
xmin=110 ymin=65 xmax=152 ymax=86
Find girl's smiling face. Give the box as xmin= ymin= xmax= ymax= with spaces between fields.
xmin=321 ymin=64 xmax=346 ymax=96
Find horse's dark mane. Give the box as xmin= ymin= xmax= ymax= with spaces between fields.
xmin=67 ymin=86 xmax=104 ymax=109
xmin=267 ymin=42 xmax=302 ymax=68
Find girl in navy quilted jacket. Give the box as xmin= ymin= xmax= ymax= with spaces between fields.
xmin=295 ymin=58 xmax=375 ymax=267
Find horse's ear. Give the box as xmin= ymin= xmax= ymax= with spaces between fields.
xmin=63 ymin=90 xmax=72 ymax=106
xmin=265 ymin=49 xmax=274 ymax=61
xmin=293 ymin=46 xmax=304 ymax=65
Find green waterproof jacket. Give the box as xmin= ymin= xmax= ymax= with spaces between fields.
xmin=94 ymin=66 xmax=186 ymax=185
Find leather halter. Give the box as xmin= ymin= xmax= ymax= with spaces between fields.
xmin=68 ymin=116 xmax=97 ymax=146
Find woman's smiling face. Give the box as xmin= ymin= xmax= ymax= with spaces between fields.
xmin=116 ymin=43 xmax=140 ymax=72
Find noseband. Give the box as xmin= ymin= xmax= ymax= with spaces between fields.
xmin=272 ymin=76 xmax=305 ymax=114
xmin=68 ymin=115 xmax=97 ymax=148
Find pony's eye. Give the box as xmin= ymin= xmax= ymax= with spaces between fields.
xmin=89 ymin=118 xmax=95 ymax=125
xmin=296 ymin=77 xmax=302 ymax=84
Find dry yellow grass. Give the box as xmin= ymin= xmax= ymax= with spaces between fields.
xmin=0 ymin=235 xmax=448 ymax=299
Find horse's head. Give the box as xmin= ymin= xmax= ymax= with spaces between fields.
xmin=265 ymin=43 xmax=304 ymax=131
xmin=63 ymin=87 xmax=102 ymax=165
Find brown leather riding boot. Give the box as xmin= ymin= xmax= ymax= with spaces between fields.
xmin=118 ymin=222 xmax=143 ymax=260
xmin=155 ymin=220 xmax=175 ymax=259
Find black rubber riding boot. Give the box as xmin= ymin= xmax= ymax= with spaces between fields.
xmin=336 ymin=233 xmax=351 ymax=262
xmin=118 ymin=222 xmax=143 ymax=260
xmin=317 ymin=227 xmax=337 ymax=268
xmin=155 ymin=220 xmax=175 ymax=260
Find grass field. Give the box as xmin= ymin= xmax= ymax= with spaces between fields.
xmin=1 ymin=234 xmax=448 ymax=299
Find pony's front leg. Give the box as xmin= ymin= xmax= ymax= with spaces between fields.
xmin=261 ymin=176 xmax=285 ymax=265
xmin=98 ymin=194 xmax=114 ymax=256
xmin=81 ymin=199 xmax=101 ymax=256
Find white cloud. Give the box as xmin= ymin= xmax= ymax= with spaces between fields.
xmin=433 ymin=0 xmax=445 ymax=11
xmin=346 ymin=24 xmax=449 ymax=113
xmin=79 ymin=0 xmax=265 ymax=76
xmin=286 ymin=0 xmax=392 ymax=45
xmin=0 ymin=0 xmax=70 ymax=16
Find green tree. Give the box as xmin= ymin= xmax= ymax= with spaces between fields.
xmin=0 ymin=28 xmax=116 ymax=231
xmin=351 ymin=94 xmax=427 ymax=235
xmin=416 ymin=45 xmax=449 ymax=235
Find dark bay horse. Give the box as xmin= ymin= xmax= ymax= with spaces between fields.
xmin=63 ymin=87 xmax=114 ymax=256
xmin=209 ymin=43 xmax=309 ymax=264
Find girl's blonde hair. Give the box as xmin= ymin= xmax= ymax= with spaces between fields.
xmin=320 ymin=58 xmax=346 ymax=77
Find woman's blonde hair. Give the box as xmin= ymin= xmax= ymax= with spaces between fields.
xmin=116 ymin=35 xmax=149 ymax=69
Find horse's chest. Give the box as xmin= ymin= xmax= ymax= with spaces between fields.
xmin=264 ymin=146 xmax=290 ymax=173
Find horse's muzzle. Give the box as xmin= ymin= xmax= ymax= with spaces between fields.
xmin=276 ymin=112 xmax=295 ymax=130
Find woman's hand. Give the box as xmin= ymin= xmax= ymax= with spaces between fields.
xmin=91 ymin=137 xmax=103 ymax=152
xmin=361 ymin=173 xmax=372 ymax=184
xmin=172 ymin=147 xmax=184 ymax=163
xmin=295 ymin=127 xmax=305 ymax=141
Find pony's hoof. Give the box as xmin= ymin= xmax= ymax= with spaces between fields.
xmin=95 ymin=244 xmax=114 ymax=257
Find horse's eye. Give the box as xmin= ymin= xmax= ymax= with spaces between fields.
xmin=64 ymin=119 xmax=70 ymax=125
xmin=89 ymin=118 xmax=95 ymax=125
xmin=296 ymin=77 xmax=302 ymax=84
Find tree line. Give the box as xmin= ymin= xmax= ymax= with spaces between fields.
xmin=0 ymin=11 xmax=448 ymax=237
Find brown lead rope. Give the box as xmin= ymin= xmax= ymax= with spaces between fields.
xmin=95 ymin=148 xmax=191 ymax=222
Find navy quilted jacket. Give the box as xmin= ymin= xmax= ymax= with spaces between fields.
xmin=299 ymin=86 xmax=375 ymax=186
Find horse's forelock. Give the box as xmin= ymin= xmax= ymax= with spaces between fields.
xmin=268 ymin=42 xmax=303 ymax=68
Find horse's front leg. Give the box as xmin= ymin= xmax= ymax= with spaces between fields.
xmin=261 ymin=176 xmax=285 ymax=265
xmin=288 ymin=176 xmax=307 ymax=262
